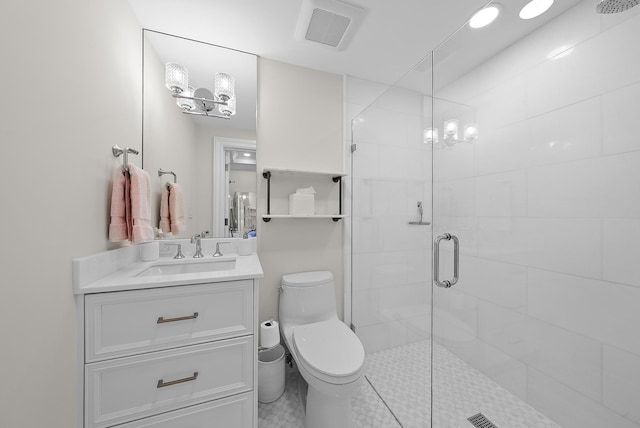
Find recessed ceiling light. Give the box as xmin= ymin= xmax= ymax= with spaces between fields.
xmin=519 ymin=0 xmax=554 ymax=19
xmin=469 ymin=5 xmax=501 ymax=29
xmin=243 ymin=152 xmax=251 ymax=157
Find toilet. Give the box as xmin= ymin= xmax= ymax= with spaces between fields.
xmin=279 ymin=271 xmax=365 ymax=428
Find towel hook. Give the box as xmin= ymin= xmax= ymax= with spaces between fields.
xmin=158 ymin=168 xmax=177 ymax=183
xmin=112 ymin=145 xmax=139 ymax=171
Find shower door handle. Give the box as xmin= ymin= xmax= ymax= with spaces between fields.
xmin=433 ymin=233 xmax=459 ymax=288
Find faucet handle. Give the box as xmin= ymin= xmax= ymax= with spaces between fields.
xmin=213 ymin=241 xmax=232 ymax=257
xmin=165 ymin=243 xmax=184 ymax=259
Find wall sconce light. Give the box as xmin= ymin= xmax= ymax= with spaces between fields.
xmin=165 ymin=63 xmax=236 ymax=119
xmin=424 ymin=120 xmax=479 ymax=148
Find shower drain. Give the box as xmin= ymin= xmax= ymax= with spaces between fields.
xmin=468 ymin=413 xmax=498 ymax=428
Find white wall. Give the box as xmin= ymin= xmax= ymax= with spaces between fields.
xmin=256 ymin=58 xmax=344 ymax=324
xmin=0 ymin=0 xmax=142 ymax=426
xmin=433 ymin=2 xmax=640 ymax=427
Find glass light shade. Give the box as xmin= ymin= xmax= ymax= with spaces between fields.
xmin=165 ymin=62 xmax=188 ymax=94
xmin=519 ymin=0 xmax=554 ymax=19
xmin=444 ymin=119 xmax=459 ymax=139
xmin=464 ymin=123 xmax=479 ymax=141
xmin=469 ymin=5 xmax=500 ymax=28
xmin=215 ymin=72 xmax=235 ymax=102
xmin=176 ymin=86 xmax=196 ymax=111
xmin=219 ymin=97 xmax=236 ymax=117
xmin=424 ymin=128 xmax=439 ymax=144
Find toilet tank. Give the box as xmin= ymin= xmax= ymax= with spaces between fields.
xmin=279 ymin=271 xmax=338 ymax=326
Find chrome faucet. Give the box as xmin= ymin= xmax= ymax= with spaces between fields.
xmin=191 ymin=235 xmax=204 ymax=258
xmin=213 ymin=241 xmax=231 ymax=257
xmin=165 ymin=243 xmax=185 ymax=259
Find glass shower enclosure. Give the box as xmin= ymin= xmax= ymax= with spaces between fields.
xmin=350 ymin=1 xmax=640 ymax=427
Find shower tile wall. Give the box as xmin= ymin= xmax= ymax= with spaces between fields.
xmin=432 ymin=1 xmax=640 ymax=427
xmin=347 ymin=77 xmax=433 ymax=353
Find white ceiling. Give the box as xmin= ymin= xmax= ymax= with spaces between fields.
xmin=129 ymin=0 xmax=586 ymax=87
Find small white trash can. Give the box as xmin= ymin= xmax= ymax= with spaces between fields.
xmin=258 ymin=344 xmax=285 ymax=403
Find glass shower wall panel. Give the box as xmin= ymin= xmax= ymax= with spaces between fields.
xmin=350 ymin=68 xmax=433 ymax=355
xmin=431 ymin=1 xmax=640 ymax=427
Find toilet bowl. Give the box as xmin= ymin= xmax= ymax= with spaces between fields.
xmin=279 ymin=271 xmax=365 ymax=428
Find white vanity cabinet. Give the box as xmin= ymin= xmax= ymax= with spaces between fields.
xmin=79 ymin=279 xmax=259 ymax=428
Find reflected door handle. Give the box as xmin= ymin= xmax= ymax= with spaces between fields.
xmin=433 ymin=233 xmax=459 ymax=288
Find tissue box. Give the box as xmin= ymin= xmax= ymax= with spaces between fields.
xmin=289 ymin=193 xmax=314 ymax=215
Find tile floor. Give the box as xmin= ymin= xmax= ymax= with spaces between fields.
xmin=258 ymin=340 xmax=561 ymax=428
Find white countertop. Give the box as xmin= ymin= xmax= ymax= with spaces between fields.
xmin=73 ymin=252 xmax=263 ymax=295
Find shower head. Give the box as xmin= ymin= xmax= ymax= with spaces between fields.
xmin=596 ymin=0 xmax=639 ymax=13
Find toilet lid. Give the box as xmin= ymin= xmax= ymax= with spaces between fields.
xmin=293 ymin=319 xmax=365 ymax=379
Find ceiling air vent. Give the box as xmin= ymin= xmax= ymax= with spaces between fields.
xmin=295 ymin=0 xmax=366 ymax=50
xmin=306 ymin=8 xmax=351 ymax=47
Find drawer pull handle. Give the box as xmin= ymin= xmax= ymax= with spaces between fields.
xmin=157 ymin=371 xmax=199 ymax=388
xmin=157 ymin=312 xmax=199 ymax=324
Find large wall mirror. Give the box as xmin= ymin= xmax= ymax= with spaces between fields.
xmin=142 ymin=29 xmax=257 ymax=239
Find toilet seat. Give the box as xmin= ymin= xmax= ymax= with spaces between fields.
xmin=292 ymin=319 xmax=365 ymax=385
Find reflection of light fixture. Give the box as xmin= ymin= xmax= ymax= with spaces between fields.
xmin=424 ymin=120 xmax=479 ymax=148
xmin=165 ymin=63 xmax=236 ymax=119
xmin=547 ymin=45 xmax=574 ymax=60
xmin=520 ymin=0 xmax=554 ymax=19
xmin=469 ymin=5 xmax=501 ymax=28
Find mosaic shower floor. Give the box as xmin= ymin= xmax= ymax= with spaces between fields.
xmin=258 ymin=340 xmax=561 ymax=428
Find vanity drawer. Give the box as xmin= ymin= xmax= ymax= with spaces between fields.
xmin=117 ymin=391 xmax=253 ymax=427
xmin=85 ymin=280 xmax=253 ymax=362
xmin=85 ymin=337 xmax=254 ymax=428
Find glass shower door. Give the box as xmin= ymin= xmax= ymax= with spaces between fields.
xmin=431 ymin=1 xmax=640 ymax=427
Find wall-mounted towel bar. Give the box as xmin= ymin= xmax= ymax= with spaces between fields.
xmin=112 ymin=145 xmax=139 ymax=171
xmin=158 ymin=168 xmax=177 ymax=183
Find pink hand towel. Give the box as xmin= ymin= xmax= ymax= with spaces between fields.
xmin=128 ymin=164 xmax=154 ymax=244
xmin=108 ymin=167 xmax=128 ymax=242
xmin=159 ymin=183 xmax=171 ymax=234
xmin=168 ymin=182 xmax=185 ymax=234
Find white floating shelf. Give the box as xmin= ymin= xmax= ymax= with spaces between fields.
xmin=262 ymin=167 xmax=347 ymax=177
xmin=262 ymin=214 xmax=348 ymax=220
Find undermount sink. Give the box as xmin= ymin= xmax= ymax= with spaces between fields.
xmin=135 ymin=258 xmax=236 ymax=277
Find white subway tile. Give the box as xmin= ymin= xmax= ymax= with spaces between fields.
xmin=352 ymin=216 xmax=379 ymax=253
xmin=371 ymin=180 xmax=408 ymax=217
xmin=479 ymin=301 xmax=602 ymax=401
xmin=528 ymin=268 xmax=640 ymax=356
xmin=477 ymin=120 xmax=530 ymax=176
xmin=478 ymin=217 xmax=601 ymax=278
xmin=475 ymin=0 xmax=599 ymax=94
xmin=433 ymin=178 xmax=475 ymax=218
xmin=351 ymin=142 xmax=379 ymax=179
xmin=603 ymin=345 xmax=640 ymax=425
xmin=456 ymin=255 xmax=527 ymax=312
xmin=603 ymin=81 xmax=640 ymax=155
xmin=603 ymin=218 xmax=640 ymax=288
xmin=599 ymin=14 xmax=640 ymax=94
xmin=433 ymin=140 xmax=476 ymax=181
xmin=352 ymin=251 xmax=407 ymax=291
xmin=351 ymin=290 xmax=379 ymax=327
xmin=526 ymin=35 xmax=604 ymax=117
xmin=475 ymin=170 xmax=527 ymax=217
xmin=528 ymin=157 xmax=603 ymax=218
xmin=527 ymin=96 xmax=602 ymax=167
xmin=528 ymin=367 xmax=638 ymax=428
xmin=476 ymin=75 xmax=527 ymax=129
